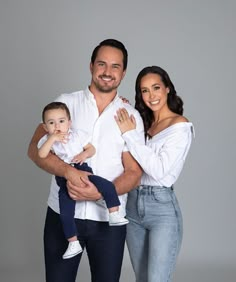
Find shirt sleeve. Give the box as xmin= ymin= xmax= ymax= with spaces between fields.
xmin=122 ymin=106 xmax=145 ymax=152
xmin=37 ymin=135 xmax=48 ymax=149
xmin=122 ymin=124 xmax=194 ymax=182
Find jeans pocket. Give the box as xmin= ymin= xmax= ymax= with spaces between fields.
xmin=152 ymin=189 xmax=172 ymax=203
xmin=126 ymin=190 xmax=138 ymax=219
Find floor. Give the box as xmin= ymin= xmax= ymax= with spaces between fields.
xmin=1 ymin=264 xmax=235 ymax=282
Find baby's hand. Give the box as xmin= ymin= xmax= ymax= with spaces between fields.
xmin=51 ymin=130 xmax=69 ymax=144
xmin=71 ymin=151 xmax=88 ymax=164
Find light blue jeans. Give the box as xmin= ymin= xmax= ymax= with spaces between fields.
xmin=126 ymin=185 xmax=183 ymax=282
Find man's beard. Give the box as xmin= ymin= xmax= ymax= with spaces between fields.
xmin=94 ymin=79 xmax=119 ymax=93
xmin=96 ymin=84 xmax=116 ymax=93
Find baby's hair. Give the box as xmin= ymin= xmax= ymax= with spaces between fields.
xmin=42 ymin=102 xmax=71 ymax=123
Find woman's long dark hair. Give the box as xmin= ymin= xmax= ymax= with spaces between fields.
xmin=135 ymin=66 xmax=184 ymax=136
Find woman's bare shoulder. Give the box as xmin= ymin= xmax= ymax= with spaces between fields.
xmin=170 ymin=115 xmax=189 ymax=125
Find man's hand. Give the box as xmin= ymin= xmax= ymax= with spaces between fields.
xmin=65 ymin=167 xmax=101 ymax=201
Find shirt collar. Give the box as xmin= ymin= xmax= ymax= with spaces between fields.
xmin=85 ymin=86 xmax=120 ymax=104
xmin=84 ymin=86 xmax=94 ymax=101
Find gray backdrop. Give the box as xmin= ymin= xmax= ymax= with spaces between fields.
xmin=1 ymin=1 xmax=235 ymax=281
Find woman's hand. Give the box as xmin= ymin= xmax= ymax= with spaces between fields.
xmin=114 ymin=108 xmax=136 ymax=134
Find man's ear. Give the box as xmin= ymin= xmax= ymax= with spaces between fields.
xmin=90 ymin=62 xmax=93 ymax=74
xmin=121 ymin=70 xmax=126 ymax=81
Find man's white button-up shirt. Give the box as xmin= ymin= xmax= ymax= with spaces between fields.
xmin=47 ymin=87 xmax=144 ymax=221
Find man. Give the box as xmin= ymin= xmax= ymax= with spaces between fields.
xmin=28 ymin=39 xmax=144 ymax=282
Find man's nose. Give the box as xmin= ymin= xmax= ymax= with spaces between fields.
xmin=103 ymin=66 xmax=112 ymax=76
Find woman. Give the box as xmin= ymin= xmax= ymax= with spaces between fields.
xmin=115 ymin=66 xmax=194 ymax=282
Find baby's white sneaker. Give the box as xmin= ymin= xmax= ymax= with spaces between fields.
xmin=109 ymin=211 xmax=129 ymax=226
xmin=63 ymin=240 xmax=82 ymax=259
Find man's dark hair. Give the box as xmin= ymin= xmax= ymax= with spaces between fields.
xmin=91 ymin=39 xmax=128 ymax=71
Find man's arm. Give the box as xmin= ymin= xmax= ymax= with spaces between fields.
xmin=28 ymin=123 xmax=100 ymax=197
xmin=67 ymin=151 xmax=142 ymax=201
xmin=114 ymin=151 xmax=142 ymax=195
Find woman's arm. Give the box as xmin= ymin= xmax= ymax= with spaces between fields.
xmin=122 ymin=126 xmax=193 ymax=182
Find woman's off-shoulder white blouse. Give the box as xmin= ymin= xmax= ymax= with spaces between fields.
xmin=122 ymin=122 xmax=194 ymax=187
